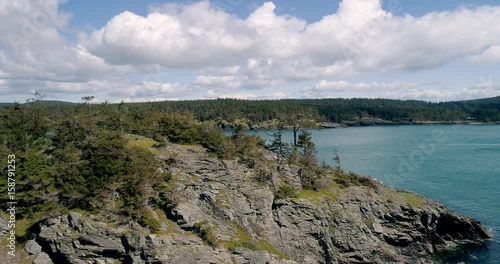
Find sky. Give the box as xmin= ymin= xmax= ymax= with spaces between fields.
xmin=1 ymin=0 xmax=500 ymax=103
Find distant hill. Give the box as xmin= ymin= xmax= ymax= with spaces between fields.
xmin=1 ymin=96 xmax=498 ymax=122
xmin=0 ymin=100 xmax=77 ymax=109
xmin=0 ymin=103 xmax=12 ymax=108
xmin=130 ymin=96 xmax=500 ymax=123
xmin=447 ymin=95 xmax=500 ymax=108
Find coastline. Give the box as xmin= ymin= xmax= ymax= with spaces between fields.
xmin=246 ymin=120 xmax=500 ymax=130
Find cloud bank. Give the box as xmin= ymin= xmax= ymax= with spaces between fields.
xmin=1 ymin=0 xmax=499 ymax=101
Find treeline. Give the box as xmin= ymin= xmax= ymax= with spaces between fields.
xmin=3 ymin=96 xmax=500 ymax=124
xmin=139 ymin=97 xmax=500 ymax=123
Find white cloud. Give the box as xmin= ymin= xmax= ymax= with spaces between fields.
xmin=468 ymin=46 xmax=500 ymax=63
xmin=204 ymin=89 xmax=288 ymax=100
xmin=302 ymin=80 xmax=417 ymax=97
xmin=193 ymin=75 xmax=242 ymax=89
xmin=81 ymin=0 xmax=500 ymax=89
xmin=200 ymin=66 xmax=241 ymax=75
xmin=395 ymin=85 xmax=500 ymax=102
xmin=302 ymin=79 xmax=500 ymax=102
xmin=108 ymin=81 xmax=189 ymax=99
xmin=1 ymin=0 xmax=500 ymax=102
xmin=0 ymin=0 xmax=133 ymax=98
xmin=82 ymin=2 xmax=254 ymax=68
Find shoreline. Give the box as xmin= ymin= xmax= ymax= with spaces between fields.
xmin=245 ymin=121 xmax=500 ymax=130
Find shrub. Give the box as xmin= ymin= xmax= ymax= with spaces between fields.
xmin=239 ymin=157 xmax=256 ymax=168
xmin=194 ymin=221 xmax=220 ymax=247
xmin=275 ymin=184 xmax=297 ymax=199
xmin=333 ymin=170 xmax=376 ymax=189
xmin=138 ymin=217 xmax=161 ymax=233
xmin=157 ymin=112 xmax=201 ymax=144
xmin=254 ymin=169 xmax=272 ymax=183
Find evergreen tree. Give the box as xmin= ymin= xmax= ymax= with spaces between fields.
xmin=267 ymin=127 xmax=290 ymax=163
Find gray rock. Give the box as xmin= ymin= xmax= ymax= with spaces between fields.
xmin=24 ymin=240 xmax=42 ymax=255
xmin=33 ymin=252 xmax=53 ymax=264
xmin=234 ymin=249 xmax=271 ymax=264
xmin=372 ymin=222 xmax=384 ymax=234
xmin=0 ymin=217 xmax=9 ymax=231
xmin=68 ymin=212 xmax=81 ymax=228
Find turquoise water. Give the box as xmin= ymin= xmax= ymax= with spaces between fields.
xmin=246 ymin=125 xmax=500 ymax=263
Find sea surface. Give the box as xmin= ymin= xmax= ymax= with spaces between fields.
xmin=245 ymin=125 xmax=500 ymax=263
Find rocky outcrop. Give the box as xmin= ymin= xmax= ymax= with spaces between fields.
xmin=25 ymin=144 xmax=491 ymax=264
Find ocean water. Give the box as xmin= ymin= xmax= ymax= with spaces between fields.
xmin=247 ymin=125 xmax=500 ymax=263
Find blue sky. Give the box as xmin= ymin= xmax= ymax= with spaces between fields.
xmin=60 ymin=0 xmax=500 ymax=25
xmin=1 ymin=0 xmax=499 ymax=102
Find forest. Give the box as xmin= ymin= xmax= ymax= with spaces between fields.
xmin=4 ymin=96 xmax=498 ymax=125
xmin=127 ymin=96 xmax=500 ymax=123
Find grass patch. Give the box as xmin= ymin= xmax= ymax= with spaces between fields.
xmin=330 ymin=209 xmax=341 ymax=221
xmin=179 ymin=144 xmax=205 ymax=151
xmin=256 ymin=239 xmax=288 ymax=259
xmin=225 ymin=225 xmax=254 ymax=251
xmin=67 ymin=208 xmax=88 ymax=216
xmin=214 ymin=189 xmax=232 ymax=207
xmin=224 ymin=225 xmax=288 ymax=259
xmin=400 ymin=192 xmax=424 ymax=208
xmin=194 ymin=221 xmax=220 ymax=247
xmin=152 ymin=209 xmax=187 ymax=235
xmin=1 ymin=201 xmax=76 ymax=240
xmin=126 ymin=137 xmax=161 ymax=154
xmin=275 ymin=184 xmax=297 ymax=199
xmin=332 ymin=170 xmax=376 ymax=189
xmin=296 ymin=189 xmax=337 ymax=203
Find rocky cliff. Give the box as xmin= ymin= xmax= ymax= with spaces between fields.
xmin=18 ymin=143 xmax=491 ymax=264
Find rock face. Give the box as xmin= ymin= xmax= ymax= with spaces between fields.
xmin=26 ymin=144 xmax=491 ymax=264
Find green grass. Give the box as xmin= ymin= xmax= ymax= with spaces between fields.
xmin=296 ymin=189 xmax=337 ymax=203
xmin=67 ymin=208 xmax=88 ymax=216
xmin=126 ymin=137 xmax=161 ymax=154
xmin=330 ymin=209 xmax=341 ymax=221
xmin=400 ymin=192 xmax=424 ymax=208
xmin=225 ymin=225 xmax=254 ymax=251
xmin=224 ymin=225 xmax=288 ymax=259
xmin=214 ymin=189 xmax=232 ymax=207
xmin=256 ymin=239 xmax=288 ymax=259
xmin=0 ymin=202 xmax=79 ymax=239
xmin=275 ymin=184 xmax=297 ymax=199
xmin=194 ymin=221 xmax=220 ymax=247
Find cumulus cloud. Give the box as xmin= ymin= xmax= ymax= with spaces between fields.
xmin=204 ymin=89 xmax=288 ymax=100
xmin=302 ymin=80 xmax=417 ymax=98
xmin=468 ymin=46 xmax=500 ymax=63
xmin=1 ymin=0 xmax=500 ymax=102
xmin=302 ymin=79 xmax=500 ymax=102
xmin=193 ymin=75 xmax=243 ymax=89
xmin=395 ymin=84 xmax=500 ymax=102
xmin=0 ymin=0 xmax=134 ymax=99
xmin=83 ymin=0 xmax=500 ymax=77
xmin=82 ymin=2 xmax=254 ymax=68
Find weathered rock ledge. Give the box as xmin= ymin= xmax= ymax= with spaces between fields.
xmin=23 ymin=144 xmax=491 ymax=264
